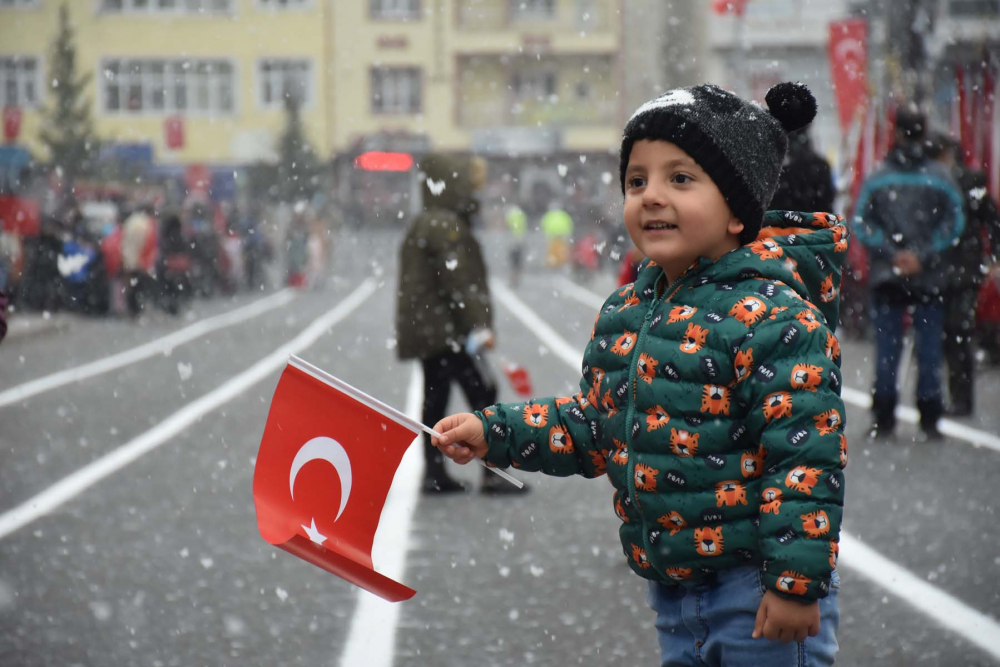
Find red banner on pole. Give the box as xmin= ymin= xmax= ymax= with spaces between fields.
xmin=253 ymin=360 xmax=419 ymax=602
xmin=164 ymin=115 xmax=184 ymax=150
xmin=828 ymin=19 xmax=868 ymax=132
xmin=3 ymin=107 xmax=22 ymax=142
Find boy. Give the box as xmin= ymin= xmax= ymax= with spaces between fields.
xmin=433 ymin=83 xmax=847 ymax=666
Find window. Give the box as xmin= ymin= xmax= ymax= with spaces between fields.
xmin=511 ymin=69 xmax=556 ymax=100
xmin=0 ymin=57 xmax=40 ymax=108
xmin=0 ymin=0 xmax=40 ymax=8
xmin=102 ymin=58 xmax=235 ymax=115
xmin=948 ymin=0 xmax=1000 ymax=16
xmin=259 ymin=59 xmax=311 ymax=107
xmin=371 ymin=0 xmax=420 ymax=20
xmin=100 ymin=0 xmax=233 ymax=13
xmin=511 ymin=0 xmax=555 ymax=19
xmin=370 ymin=67 xmax=421 ymax=114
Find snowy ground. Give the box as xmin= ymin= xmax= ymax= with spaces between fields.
xmin=1 ymin=228 xmax=999 ymax=666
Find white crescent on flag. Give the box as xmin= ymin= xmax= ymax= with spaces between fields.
xmin=289 ymin=436 xmax=352 ymax=521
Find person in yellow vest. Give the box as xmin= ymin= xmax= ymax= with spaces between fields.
xmin=541 ymin=203 xmax=573 ymax=268
xmin=505 ymin=204 xmax=527 ymax=286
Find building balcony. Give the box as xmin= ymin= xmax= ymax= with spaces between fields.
xmin=452 ymin=0 xmax=618 ymax=54
xmin=456 ymin=53 xmax=618 ymax=130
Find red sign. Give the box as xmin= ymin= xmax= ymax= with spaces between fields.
xmin=3 ymin=107 xmax=22 ymax=142
xmin=165 ymin=115 xmax=184 ymax=150
xmin=184 ymin=163 xmax=210 ymax=193
xmin=253 ymin=360 xmax=419 ymax=602
xmin=828 ymin=19 xmax=869 ymax=131
xmin=712 ymin=0 xmax=749 ymax=16
xmin=354 ymin=151 xmax=414 ymax=172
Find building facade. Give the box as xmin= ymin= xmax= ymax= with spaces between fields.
xmin=0 ymin=0 xmax=628 ymax=171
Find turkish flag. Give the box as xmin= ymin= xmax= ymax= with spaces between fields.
xmin=829 ymin=19 xmax=869 ymax=132
xmin=253 ymin=358 xmax=420 ymax=601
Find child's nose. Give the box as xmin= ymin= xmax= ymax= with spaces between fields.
xmin=642 ymin=180 xmax=669 ymax=207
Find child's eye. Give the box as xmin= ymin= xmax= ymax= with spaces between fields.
xmin=628 ymin=176 xmax=646 ymax=189
xmin=673 ymin=174 xmax=693 ymax=184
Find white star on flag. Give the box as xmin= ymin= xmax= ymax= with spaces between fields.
xmin=301 ymin=518 xmax=327 ymax=545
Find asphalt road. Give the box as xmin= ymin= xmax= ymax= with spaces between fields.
xmin=1 ymin=228 xmax=999 ymax=666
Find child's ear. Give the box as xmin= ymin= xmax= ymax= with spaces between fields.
xmin=727 ymin=216 xmax=745 ymax=237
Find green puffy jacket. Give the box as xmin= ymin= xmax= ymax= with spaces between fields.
xmin=479 ymin=211 xmax=849 ymax=602
xmin=396 ymin=154 xmax=493 ymax=360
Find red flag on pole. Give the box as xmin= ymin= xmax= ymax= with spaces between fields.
xmin=828 ymin=19 xmax=869 ymax=132
xmin=253 ymin=357 xmax=419 ymax=602
xmin=981 ymin=65 xmax=995 ymax=193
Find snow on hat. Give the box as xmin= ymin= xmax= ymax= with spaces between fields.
xmin=619 ymin=82 xmax=817 ymax=244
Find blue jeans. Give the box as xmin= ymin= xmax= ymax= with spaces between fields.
xmin=646 ymin=566 xmax=840 ymax=667
xmin=871 ymin=296 xmax=944 ymax=404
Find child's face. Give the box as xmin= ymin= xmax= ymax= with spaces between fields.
xmin=623 ymin=140 xmax=744 ymax=280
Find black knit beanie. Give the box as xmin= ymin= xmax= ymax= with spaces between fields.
xmin=620 ymin=82 xmax=817 ymax=244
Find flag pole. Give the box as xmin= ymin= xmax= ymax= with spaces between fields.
xmin=288 ymin=355 xmax=524 ymax=489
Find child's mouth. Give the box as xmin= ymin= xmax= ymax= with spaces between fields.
xmin=644 ymin=221 xmax=678 ymax=231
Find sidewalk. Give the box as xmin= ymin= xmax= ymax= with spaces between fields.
xmin=3 ymin=310 xmax=73 ymax=343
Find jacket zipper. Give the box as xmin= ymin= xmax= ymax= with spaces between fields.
xmin=624 ymin=273 xmax=691 ymax=539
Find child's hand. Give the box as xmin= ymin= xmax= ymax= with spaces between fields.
xmin=432 ymin=413 xmax=488 ymax=464
xmin=752 ymin=591 xmax=820 ymax=643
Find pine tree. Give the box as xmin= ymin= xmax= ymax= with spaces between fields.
xmin=39 ymin=3 xmax=98 ymax=194
xmin=275 ymin=94 xmax=322 ymax=202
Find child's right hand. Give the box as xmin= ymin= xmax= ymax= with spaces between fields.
xmin=432 ymin=413 xmax=488 ymax=464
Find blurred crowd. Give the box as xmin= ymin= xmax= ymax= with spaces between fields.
xmin=0 ymin=195 xmax=336 ymax=319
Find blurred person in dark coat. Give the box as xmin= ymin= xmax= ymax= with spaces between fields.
xmin=769 ymin=129 xmax=835 ymax=213
xmin=396 ymin=154 xmax=527 ymax=495
xmin=157 ymin=213 xmax=190 ymax=315
xmin=929 ymin=134 xmax=1000 ymax=415
xmin=853 ymin=106 xmax=965 ymax=439
xmin=0 ymin=288 xmax=7 ymax=343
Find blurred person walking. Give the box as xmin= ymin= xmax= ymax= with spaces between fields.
xmin=0 ymin=287 xmax=7 ymax=343
xmin=541 ymin=202 xmax=573 ymax=268
xmin=285 ymin=208 xmax=310 ymax=288
xmin=396 ymin=154 xmax=526 ymax=495
xmin=186 ymin=201 xmax=219 ymax=297
xmin=854 ymin=107 xmax=965 ymax=439
xmin=157 ymin=213 xmax=191 ymax=315
xmin=240 ymin=204 xmax=270 ymax=292
xmin=121 ymin=205 xmax=158 ymax=317
xmin=929 ymin=134 xmax=1000 ymax=415
xmin=505 ymin=203 xmax=527 ymax=286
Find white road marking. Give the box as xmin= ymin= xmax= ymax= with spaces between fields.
xmin=0 ymin=280 xmax=376 ymax=540
xmin=0 ymin=289 xmax=297 ymax=409
xmin=495 ymin=277 xmax=1000 ymax=661
xmin=338 ymin=367 xmax=424 ymax=667
xmin=839 ymin=532 xmax=1000 ymax=661
xmin=552 ymin=275 xmax=1000 ymax=453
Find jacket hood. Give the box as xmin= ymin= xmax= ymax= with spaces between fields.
xmin=637 ymin=210 xmax=848 ymax=330
xmin=418 ymin=153 xmax=478 ymax=215
xmin=886 ymin=140 xmax=927 ymax=170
